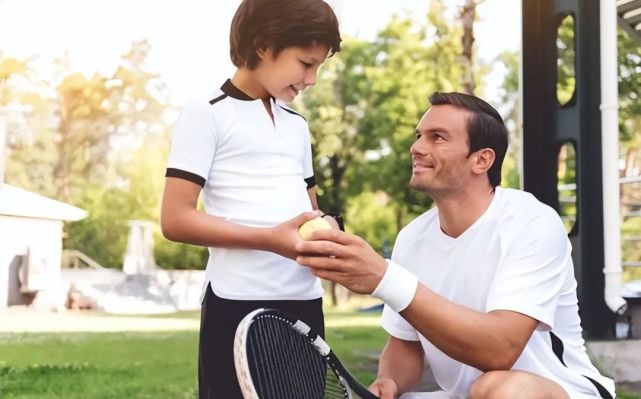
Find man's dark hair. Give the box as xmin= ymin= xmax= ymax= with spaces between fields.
xmin=230 ymin=0 xmax=342 ymax=69
xmin=429 ymin=92 xmax=508 ymax=188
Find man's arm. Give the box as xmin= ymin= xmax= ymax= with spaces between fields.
xmin=295 ymin=230 xmax=539 ymax=371
xmin=401 ymin=285 xmax=538 ymax=371
xmin=369 ymin=336 xmax=425 ymax=399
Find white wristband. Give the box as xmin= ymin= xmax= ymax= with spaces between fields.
xmin=371 ymin=260 xmax=419 ymax=313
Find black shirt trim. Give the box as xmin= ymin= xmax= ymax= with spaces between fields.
xmin=277 ymin=104 xmax=307 ymax=121
xmin=220 ymin=79 xmax=255 ymax=101
xmin=166 ymin=168 xmax=206 ymax=187
xmin=549 ymin=332 xmax=613 ymax=399
xmin=304 ymin=176 xmax=316 ymax=189
xmin=209 ymin=93 xmax=227 ymax=105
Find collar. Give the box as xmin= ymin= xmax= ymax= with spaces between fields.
xmin=221 ymin=79 xmax=256 ymax=101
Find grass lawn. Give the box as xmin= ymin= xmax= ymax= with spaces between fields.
xmin=0 ymin=309 xmax=385 ymax=398
xmin=0 ymin=308 xmax=638 ymax=398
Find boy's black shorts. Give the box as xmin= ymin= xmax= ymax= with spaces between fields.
xmin=198 ymin=283 xmax=324 ymax=399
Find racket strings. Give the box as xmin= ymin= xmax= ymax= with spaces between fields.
xmin=245 ymin=315 xmax=351 ymax=398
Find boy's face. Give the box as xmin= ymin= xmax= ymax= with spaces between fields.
xmin=255 ymin=43 xmax=330 ymax=102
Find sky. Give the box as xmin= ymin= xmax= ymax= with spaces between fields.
xmin=0 ymin=0 xmax=521 ymax=106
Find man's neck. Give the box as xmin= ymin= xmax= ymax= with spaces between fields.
xmin=435 ymin=186 xmax=496 ymax=238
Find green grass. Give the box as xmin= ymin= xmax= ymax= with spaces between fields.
xmin=0 ymin=331 xmax=199 ymax=399
xmin=0 ymin=309 xmax=385 ymax=399
xmin=0 ymin=309 xmax=638 ymax=398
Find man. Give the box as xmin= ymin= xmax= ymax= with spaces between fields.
xmin=296 ymin=92 xmax=615 ymax=399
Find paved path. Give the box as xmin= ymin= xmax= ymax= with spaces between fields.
xmin=0 ymin=307 xmax=198 ymax=332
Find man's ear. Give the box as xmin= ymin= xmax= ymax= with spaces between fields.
xmin=472 ymin=148 xmax=496 ymax=176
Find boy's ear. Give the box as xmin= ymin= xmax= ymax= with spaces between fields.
xmin=256 ymin=47 xmax=267 ymax=59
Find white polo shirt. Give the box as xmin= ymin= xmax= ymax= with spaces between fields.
xmin=381 ymin=187 xmax=615 ymax=399
xmin=166 ymin=80 xmax=323 ymax=301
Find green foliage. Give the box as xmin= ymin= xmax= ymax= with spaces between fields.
xmin=299 ymin=0 xmax=477 ymax=242
xmin=344 ymin=191 xmax=399 ymax=253
xmin=556 ymin=16 xmax=576 ymax=106
xmin=496 ymin=50 xmax=522 ymax=189
xmin=64 ymin=185 xmax=132 ymax=268
xmin=154 ymin=232 xmax=208 ymax=270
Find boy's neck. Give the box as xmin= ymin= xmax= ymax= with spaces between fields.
xmin=231 ymin=69 xmax=271 ymax=101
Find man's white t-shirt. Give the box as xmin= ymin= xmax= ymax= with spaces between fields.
xmin=381 ymin=187 xmax=615 ymax=398
xmin=166 ymin=80 xmax=323 ymax=301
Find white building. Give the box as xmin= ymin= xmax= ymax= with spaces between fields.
xmin=0 ymin=184 xmax=87 ymax=309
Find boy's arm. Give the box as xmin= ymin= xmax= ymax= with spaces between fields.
xmin=307 ymin=187 xmax=320 ymax=210
xmin=306 ymin=186 xmax=341 ymax=230
xmin=161 ymin=177 xmax=317 ymax=260
xmin=369 ymin=336 xmax=424 ymax=399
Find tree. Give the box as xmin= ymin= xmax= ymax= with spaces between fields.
xmin=5 ymin=41 xmax=176 ymax=268
xmin=6 ymin=40 xmax=170 ymax=205
xmin=296 ymin=1 xmax=487 ymax=304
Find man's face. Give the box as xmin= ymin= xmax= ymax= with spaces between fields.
xmin=254 ymin=43 xmax=330 ymax=102
xmin=409 ymin=104 xmax=475 ymax=197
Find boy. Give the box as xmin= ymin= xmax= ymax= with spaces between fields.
xmin=160 ymin=0 xmax=341 ymax=397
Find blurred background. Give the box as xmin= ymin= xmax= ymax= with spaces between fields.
xmin=0 ymin=0 xmax=640 ymax=398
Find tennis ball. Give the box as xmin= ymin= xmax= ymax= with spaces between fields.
xmin=299 ymin=216 xmax=332 ymax=240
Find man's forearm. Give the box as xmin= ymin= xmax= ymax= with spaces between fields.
xmin=377 ymin=338 xmax=424 ymax=395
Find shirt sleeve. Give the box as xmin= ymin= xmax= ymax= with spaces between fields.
xmin=166 ymin=97 xmax=218 ymax=185
xmin=380 ymin=304 xmax=420 ymax=341
xmin=486 ymin=210 xmax=572 ymax=331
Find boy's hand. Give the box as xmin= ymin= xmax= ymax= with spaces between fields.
xmin=369 ymin=378 xmax=398 ymax=399
xmin=267 ymin=212 xmax=321 ymax=259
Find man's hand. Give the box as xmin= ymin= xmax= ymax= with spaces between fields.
xmin=369 ymin=378 xmax=398 ymax=399
xmin=295 ymin=229 xmax=388 ymax=294
xmin=266 ymin=211 xmax=321 ymax=259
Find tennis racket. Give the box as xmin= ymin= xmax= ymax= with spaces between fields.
xmin=234 ymin=308 xmax=380 ymax=399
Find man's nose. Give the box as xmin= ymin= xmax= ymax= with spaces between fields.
xmin=411 ymin=139 xmax=425 ymax=156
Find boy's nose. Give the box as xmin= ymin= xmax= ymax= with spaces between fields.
xmin=304 ymin=69 xmax=318 ymax=86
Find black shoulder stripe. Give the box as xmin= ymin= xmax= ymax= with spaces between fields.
xmin=166 ymin=168 xmax=206 ymax=187
xmin=209 ymin=94 xmax=227 ymax=105
xmin=305 ymin=176 xmax=316 ymax=189
xmin=278 ymin=104 xmax=307 ymax=121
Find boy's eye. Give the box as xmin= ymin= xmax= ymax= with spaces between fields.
xmin=300 ymin=60 xmax=313 ymax=68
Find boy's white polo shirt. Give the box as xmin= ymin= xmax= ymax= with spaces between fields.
xmin=380 ymin=188 xmax=615 ymax=399
xmin=166 ymin=80 xmax=323 ymax=301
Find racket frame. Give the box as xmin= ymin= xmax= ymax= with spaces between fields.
xmin=233 ymin=308 xmax=379 ymax=399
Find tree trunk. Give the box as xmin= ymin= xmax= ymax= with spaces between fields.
xmin=461 ymin=0 xmax=477 ymax=95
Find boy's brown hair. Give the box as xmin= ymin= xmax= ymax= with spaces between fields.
xmin=230 ymin=0 xmax=342 ymax=69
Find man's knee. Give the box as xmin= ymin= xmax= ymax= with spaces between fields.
xmin=469 ymin=370 xmax=570 ymax=399
xmin=469 ymin=371 xmax=522 ymax=399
